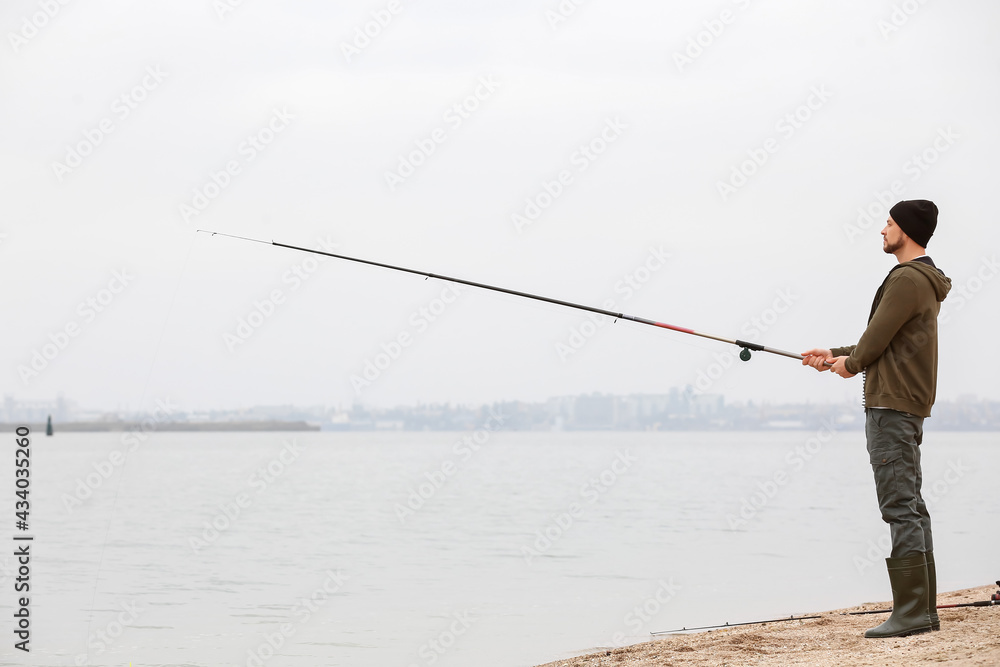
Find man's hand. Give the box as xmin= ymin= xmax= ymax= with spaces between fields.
xmin=802 ymin=348 xmax=856 ymax=378
xmin=801 ymin=348 xmax=832 ymax=372
xmin=828 ymin=356 xmax=855 ymax=378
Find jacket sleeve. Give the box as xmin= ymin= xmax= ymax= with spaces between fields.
xmin=830 ymin=345 xmax=856 ymax=357
xmin=842 ymin=273 xmax=920 ymax=375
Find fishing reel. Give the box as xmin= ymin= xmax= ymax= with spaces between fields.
xmin=736 ymin=340 xmax=765 ymax=362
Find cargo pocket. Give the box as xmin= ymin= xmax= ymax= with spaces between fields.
xmin=869 ymin=449 xmax=902 ymax=521
xmin=870 ymin=449 xmax=902 ymax=467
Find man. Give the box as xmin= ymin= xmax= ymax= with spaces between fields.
xmin=802 ymin=199 xmax=951 ymax=638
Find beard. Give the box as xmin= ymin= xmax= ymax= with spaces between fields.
xmin=883 ymin=236 xmax=904 ymax=254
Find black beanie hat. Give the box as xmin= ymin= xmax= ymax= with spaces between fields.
xmin=889 ymin=200 xmax=938 ymax=248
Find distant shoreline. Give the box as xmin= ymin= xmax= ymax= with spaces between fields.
xmin=0 ymin=421 xmax=320 ymax=432
xmin=3 ymin=423 xmax=997 ymax=433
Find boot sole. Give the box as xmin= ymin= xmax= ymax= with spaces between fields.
xmin=865 ymin=625 xmax=933 ymax=639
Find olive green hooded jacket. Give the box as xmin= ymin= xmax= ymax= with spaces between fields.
xmin=831 ymin=258 xmax=951 ymax=418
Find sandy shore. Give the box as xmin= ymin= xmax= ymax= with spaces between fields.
xmin=536 ymin=584 xmax=1000 ymax=667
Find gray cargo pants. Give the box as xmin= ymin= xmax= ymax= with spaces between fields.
xmin=865 ymin=408 xmax=932 ymax=557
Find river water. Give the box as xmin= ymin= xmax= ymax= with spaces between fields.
xmin=3 ymin=428 xmax=997 ymax=666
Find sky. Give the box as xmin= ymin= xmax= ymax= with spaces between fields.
xmin=2 ymin=0 xmax=999 ymax=413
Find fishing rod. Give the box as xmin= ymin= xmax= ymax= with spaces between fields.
xmin=197 ymin=230 xmax=816 ymax=364
xmin=847 ymin=601 xmax=1000 ymax=616
xmin=845 ymin=581 xmax=1000 ymax=615
xmin=658 ymin=582 xmax=1000 ymax=634
xmin=651 ymin=614 xmax=822 ymax=635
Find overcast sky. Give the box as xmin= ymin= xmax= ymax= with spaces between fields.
xmin=2 ymin=0 xmax=998 ymax=413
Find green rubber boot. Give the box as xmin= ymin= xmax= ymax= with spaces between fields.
xmin=865 ymin=553 xmax=933 ymax=638
xmin=925 ymin=551 xmax=940 ymax=631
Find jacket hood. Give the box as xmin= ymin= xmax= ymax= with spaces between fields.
xmin=904 ymin=259 xmax=952 ymax=303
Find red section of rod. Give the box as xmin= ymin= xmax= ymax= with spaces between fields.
xmin=653 ymin=322 xmax=696 ymax=335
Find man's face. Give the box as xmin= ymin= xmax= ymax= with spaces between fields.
xmin=881 ymin=216 xmax=906 ymax=254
